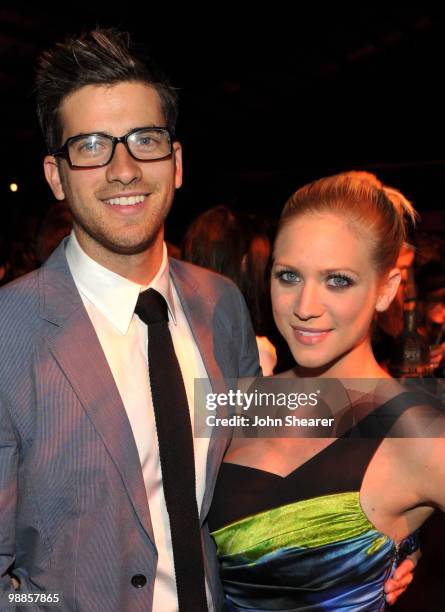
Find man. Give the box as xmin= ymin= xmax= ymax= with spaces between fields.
xmin=0 ymin=27 xmax=413 ymax=612
xmin=0 ymin=28 xmax=260 ymax=611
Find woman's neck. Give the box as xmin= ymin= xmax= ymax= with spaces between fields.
xmin=293 ymin=338 xmax=389 ymax=379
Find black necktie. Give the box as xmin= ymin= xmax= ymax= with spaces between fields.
xmin=135 ymin=288 xmax=208 ymax=611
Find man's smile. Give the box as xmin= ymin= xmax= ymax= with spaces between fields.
xmin=103 ymin=194 xmax=147 ymax=206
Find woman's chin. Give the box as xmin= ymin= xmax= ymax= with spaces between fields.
xmin=290 ymin=351 xmax=332 ymax=373
xmin=290 ymin=348 xmax=352 ymax=377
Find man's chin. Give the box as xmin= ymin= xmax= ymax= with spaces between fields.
xmin=72 ymin=217 xmax=165 ymax=259
xmin=102 ymin=236 xmax=160 ymax=256
xmin=84 ymin=226 xmax=161 ymax=256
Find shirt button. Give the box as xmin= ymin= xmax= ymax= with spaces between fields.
xmin=131 ymin=574 xmax=147 ymax=588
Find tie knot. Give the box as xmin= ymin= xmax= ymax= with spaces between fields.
xmin=135 ymin=288 xmax=168 ymax=324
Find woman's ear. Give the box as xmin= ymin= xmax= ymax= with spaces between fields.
xmin=375 ymin=268 xmax=402 ymax=312
xmin=44 ymin=156 xmax=66 ymax=201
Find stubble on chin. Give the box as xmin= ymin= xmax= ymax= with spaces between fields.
xmin=71 ymin=210 xmax=165 ymax=260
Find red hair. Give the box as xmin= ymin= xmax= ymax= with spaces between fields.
xmin=277 ymin=171 xmax=418 ymax=275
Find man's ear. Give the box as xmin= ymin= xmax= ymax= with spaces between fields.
xmin=376 ymin=268 xmax=402 ymax=313
xmin=43 ymin=156 xmax=66 ymax=201
xmin=172 ymin=141 xmax=183 ymax=189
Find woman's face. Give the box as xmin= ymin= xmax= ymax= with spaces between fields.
xmin=271 ymin=213 xmax=398 ymax=376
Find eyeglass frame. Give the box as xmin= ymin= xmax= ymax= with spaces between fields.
xmin=50 ymin=126 xmax=174 ymax=169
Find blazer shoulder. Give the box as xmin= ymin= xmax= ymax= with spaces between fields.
xmin=0 ymin=270 xmax=43 ymax=367
xmin=169 ymin=257 xmax=241 ymax=298
xmin=0 ymin=268 xmax=41 ymax=315
xmin=169 ymin=258 xmax=254 ymax=344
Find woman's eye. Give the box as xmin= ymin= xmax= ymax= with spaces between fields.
xmin=326 ymin=274 xmax=354 ymax=289
xmin=275 ymin=270 xmax=301 ymax=284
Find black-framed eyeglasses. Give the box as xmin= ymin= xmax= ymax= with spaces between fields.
xmin=51 ymin=126 xmax=173 ymax=169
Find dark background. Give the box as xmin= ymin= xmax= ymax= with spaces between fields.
xmin=1 ymin=5 xmax=445 ymax=246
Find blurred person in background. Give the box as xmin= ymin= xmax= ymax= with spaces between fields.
xmin=182 ymin=205 xmax=277 ymax=374
xmin=35 ymin=201 xmax=73 ymax=264
xmin=417 ymin=259 xmax=445 ymax=374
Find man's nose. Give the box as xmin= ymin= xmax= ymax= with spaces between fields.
xmin=105 ymin=142 xmax=142 ymax=184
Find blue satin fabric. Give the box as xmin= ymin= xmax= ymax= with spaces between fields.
xmin=210 ymin=390 xmax=427 ymax=611
xmin=213 ymin=492 xmax=400 ymax=611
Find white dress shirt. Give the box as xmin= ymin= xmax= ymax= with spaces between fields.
xmin=65 ymin=232 xmax=212 ymax=611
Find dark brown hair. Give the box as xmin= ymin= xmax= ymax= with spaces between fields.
xmin=182 ymin=206 xmax=245 ymax=287
xmin=182 ymin=206 xmax=273 ymax=335
xmin=35 ymin=27 xmax=178 ymax=152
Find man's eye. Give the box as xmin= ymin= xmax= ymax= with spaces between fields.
xmin=137 ymin=136 xmax=154 ymax=146
xmin=83 ymin=142 xmax=100 ymax=152
xmin=133 ymin=133 xmax=161 ymax=148
xmin=76 ymin=138 xmax=107 ymax=155
xmin=326 ymin=274 xmax=354 ymax=289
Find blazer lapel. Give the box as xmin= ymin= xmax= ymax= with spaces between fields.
xmin=39 ymin=242 xmax=155 ymax=544
xmin=169 ymin=260 xmax=231 ymax=523
xmin=169 ymin=260 xmax=223 ymax=384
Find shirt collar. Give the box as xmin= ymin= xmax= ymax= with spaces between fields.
xmin=65 ymin=231 xmax=177 ymax=334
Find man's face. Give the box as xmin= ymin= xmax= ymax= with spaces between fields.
xmin=44 ymin=81 xmax=182 ymax=262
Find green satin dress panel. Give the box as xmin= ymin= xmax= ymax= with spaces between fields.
xmin=208 ymin=392 xmax=427 ymax=611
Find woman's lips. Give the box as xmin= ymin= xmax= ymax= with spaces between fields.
xmin=292 ymin=326 xmax=333 ymax=346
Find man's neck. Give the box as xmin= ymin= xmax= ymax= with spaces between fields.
xmin=73 ymin=230 xmax=164 ymax=286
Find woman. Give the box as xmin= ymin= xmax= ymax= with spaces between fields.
xmin=207 ymin=172 xmax=444 ymax=611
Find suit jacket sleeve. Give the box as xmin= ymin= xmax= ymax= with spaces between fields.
xmin=234 ymin=288 xmax=262 ymax=378
xmin=0 ymin=400 xmax=19 ymax=595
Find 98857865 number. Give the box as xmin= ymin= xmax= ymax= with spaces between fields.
xmin=6 ymin=592 xmax=61 ymax=606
